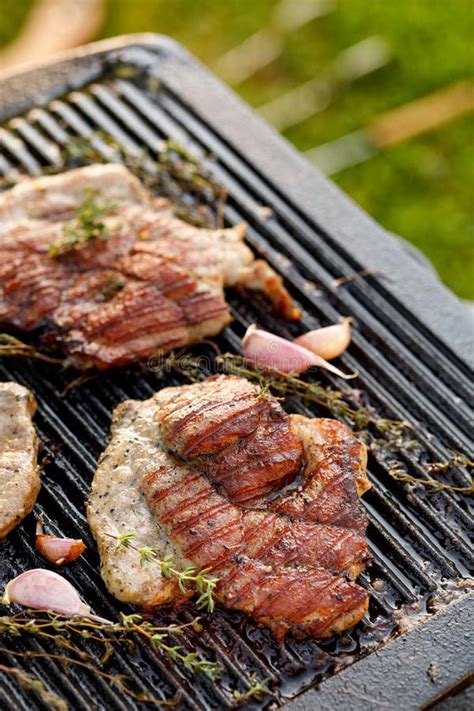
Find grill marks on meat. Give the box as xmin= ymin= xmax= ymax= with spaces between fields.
xmin=273 ymin=415 xmax=370 ymax=532
xmin=0 ymin=382 xmax=40 ymax=539
xmin=141 ymin=377 xmax=369 ymax=638
xmin=89 ymin=375 xmax=370 ymax=639
xmin=52 ymin=255 xmax=229 ymax=369
xmin=0 ymin=213 xmax=230 ymax=369
xmin=157 ymin=376 xmax=303 ymax=504
xmin=132 ymin=210 xmax=299 ymax=319
xmin=0 ymin=165 xmax=299 ymax=369
xmin=142 ymin=456 xmax=368 ymax=638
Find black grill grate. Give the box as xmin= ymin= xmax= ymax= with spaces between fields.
xmin=0 ymin=39 xmax=472 ymax=710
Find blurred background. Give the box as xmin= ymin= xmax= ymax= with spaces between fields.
xmin=0 ymin=0 xmax=473 ymax=301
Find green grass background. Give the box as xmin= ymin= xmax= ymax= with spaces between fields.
xmin=1 ymin=0 xmax=473 ymax=298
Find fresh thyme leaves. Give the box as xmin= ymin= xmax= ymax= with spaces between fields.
xmin=0 ymin=610 xmax=221 ymax=700
xmin=165 ymin=139 xmax=196 ymax=163
xmin=257 ymin=380 xmax=271 ymax=399
xmin=233 ymin=674 xmax=273 ymax=703
xmin=150 ymin=641 xmax=221 ymax=681
xmin=120 ymin=614 xmax=221 ymax=681
xmin=49 ymin=192 xmax=117 ymax=257
xmin=0 ymin=663 xmax=68 ymax=710
xmin=111 ymin=532 xmax=219 ymax=613
xmin=113 ymin=530 xmax=136 ymax=552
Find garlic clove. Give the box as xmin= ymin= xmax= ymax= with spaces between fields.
xmin=242 ymin=325 xmax=357 ymax=379
xmin=2 ymin=569 xmax=91 ymax=617
xmin=294 ymin=318 xmax=352 ymax=360
xmin=36 ymin=535 xmax=86 ymax=566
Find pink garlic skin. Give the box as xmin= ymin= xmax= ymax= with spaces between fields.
xmin=2 ymin=569 xmax=91 ymax=616
xmin=294 ymin=319 xmax=351 ymax=360
xmin=242 ymin=325 xmax=321 ymax=374
xmin=242 ymin=325 xmax=357 ymax=379
xmin=36 ymin=535 xmax=86 ymax=566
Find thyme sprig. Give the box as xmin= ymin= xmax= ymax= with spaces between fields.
xmin=111 ymin=532 xmax=219 ymax=613
xmin=49 ymin=191 xmax=117 ymax=257
xmin=0 ymin=334 xmax=63 ymax=364
xmin=388 ymin=466 xmax=473 ymax=494
xmin=0 ymin=610 xmax=222 ymax=701
xmin=0 ymin=663 xmax=67 ymax=710
xmin=233 ymin=673 xmax=273 ymax=703
xmin=113 ymin=531 xmax=136 ymax=552
xmin=425 ymin=453 xmax=474 ymax=473
xmin=120 ymin=613 xmax=221 ymax=680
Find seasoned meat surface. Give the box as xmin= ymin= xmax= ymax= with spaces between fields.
xmin=0 ymin=163 xmax=146 ymax=229
xmin=273 ymin=415 xmax=369 ymax=531
xmin=0 ymin=382 xmax=39 ymax=539
xmin=157 ymin=375 xmax=304 ymax=504
xmin=88 ymin=375 xmax=370 ymax=638
xmin=0 ymin=165 xmax=299 ymax=370
xmin=87 ymin=396 xmax=189 ymax=606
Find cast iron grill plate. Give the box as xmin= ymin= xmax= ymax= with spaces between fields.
xmin=0 ymin=36 xmax=472 ymax=710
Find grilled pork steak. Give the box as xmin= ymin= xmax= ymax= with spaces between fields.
xmin=88 ymin=376 xmax=370 ymax=638
xmin=0 ymin=165 xmax=299 ymax=370
xmin=0 ymin=382 xmax=40 ymax=539
xmin=157 ymin=375 xmax=304 ymax=504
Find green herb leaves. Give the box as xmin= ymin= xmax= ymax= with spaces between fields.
xmin=99 ymin=275 xmax=126 ymax=301
xmin=233 ymin=673 xmax=273 ymax=703
xmin=113 ymin=531 xmax=136 ymax=552
xmin=49 ymin=192 xmax=117 ymax=257
xmin=112 ymin=532 xmax=219 ymax=613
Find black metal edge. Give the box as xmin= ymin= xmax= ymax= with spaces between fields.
xmin=0 ymin=33 xmax=472 ymax=367
xmin=285 ymin=592 xmax=474 ymax=711
xmin=0 ymin=34 xmax=172 ymax=121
